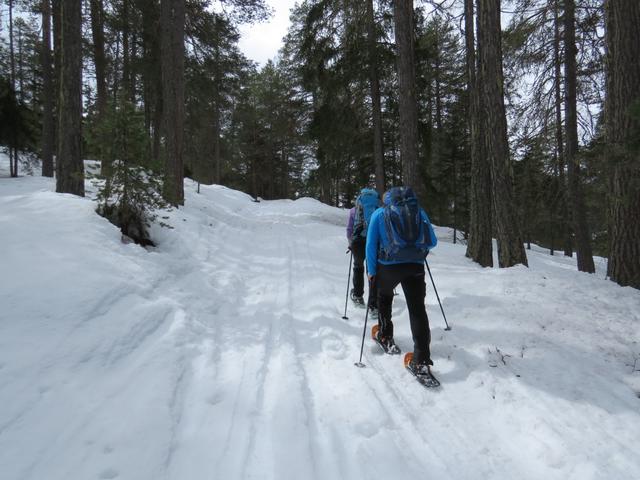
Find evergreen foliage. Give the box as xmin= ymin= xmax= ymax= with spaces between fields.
xmin=92 ymin=98 xmax=167 ymax=246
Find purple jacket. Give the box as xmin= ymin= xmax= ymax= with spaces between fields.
xmin=346 ymin=207 xmax=356 ymax=240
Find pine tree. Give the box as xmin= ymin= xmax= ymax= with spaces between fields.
xmin=55 ymin=0 xmax=84 ymax=196
xmin=93 ymin=98 xmax=167 ymax=245
xmin=564 ymin=0 xmax=595 ymax=273
xmin=41 ymin=0 xmax=54 ymax=178
xmin=477 ymin=0 xmax=527 ymax=267
xmin=464 ymin=0 xmax=492 ymax=267
xmin=394 ymin=0 xmax=420 ymax=192
xmin=161 ymin=0 xmax=185 ymax=206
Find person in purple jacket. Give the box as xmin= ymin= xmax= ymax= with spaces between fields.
xmin=347 ymin=188 xmax=381 ymax=316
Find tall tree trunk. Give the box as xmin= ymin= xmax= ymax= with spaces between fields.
xmin=17 ymin=21 xmax=24 ymax=97
xmin=553 ymin=0 xmax=573 ymax=257
xmin=8 ymin=0 xmax=17 ymax=178
xmin=152 ymin=92 xmax=163 ymax=165
xmin=90 ymin=0 xmax=107 ymax=118
xmin=281 ymin=149 xmax=289 ymax=198
xmin=452 ymin=146 xmax=457 ymax=244
xmin=564 ymin=0 xmax=594 ymax=273
xmin=138 ymin=0 xmax=163 ymax=165
xmin=214 ymin=105 xmax=221 ymax=184
xmin=465 ymin=0 xmax=493 ymax=267
xmin=8 ymin=0 xmax=15 ymax=88
xmin=251 ymin=114 xmax=258 ymax=199
xmin=477 ymin=0 xmax=527 ymax=267
xmin=52 ymin=0 xmax=62 ymax=173
xmin=41 ymin=0 xmax=55 ymax=177
xmin=393 ymin=0 xmax=420 ymax=192
xmin=605 ymin=0 xmax=640 ymax=288
xmin=130 ymin=31 xmax=138 ymax=103
xmin=90 ymin=0 xmax=109 ymax=174
xmin=161 ymin=0 xmax=185 ymax=205
xmin=122 ymin=0 xmax=131 ymax=98
xmin=213 ymin=32 xmax=222 ymax=185
xmin=434 ymin=23 xmax=443 ymax=132
xmin=366 ymin=0 xmax=385 ymax=195
xmin=56 ymin=0 xmax=84 ymax=196
xmin=52 ymin=0 xmax=61 ymax=105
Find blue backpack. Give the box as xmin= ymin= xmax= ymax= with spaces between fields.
xmin=380 ymin=187 xmax=434 ymax=262
xmin=352 ymin=188 xmax=380 ymax=240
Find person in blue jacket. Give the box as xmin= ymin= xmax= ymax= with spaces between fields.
xmin=366 ymin=186 xmax=437 ymax=370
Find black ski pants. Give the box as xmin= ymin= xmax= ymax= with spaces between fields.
xmin=376 ymin=262 xmax=432 ymax=365
xmin=351 ymin=239 xmax=377 ymax=308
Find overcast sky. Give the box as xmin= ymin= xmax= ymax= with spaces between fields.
xmin=238 ymin=0 xmax=298 ymax=67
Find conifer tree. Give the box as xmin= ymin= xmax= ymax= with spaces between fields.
xmin=94 ymin=98 xmax=166 ymax=245
xmin=477 ymin=0 xmax=527 ymax=267
xmin=55 ymin=0 xmax=84 ymax=196
xmin=464 ymin=0 xmax=492 ymax=267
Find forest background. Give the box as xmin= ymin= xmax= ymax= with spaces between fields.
xmin=0 ymin=0 xmax=638 ymax=288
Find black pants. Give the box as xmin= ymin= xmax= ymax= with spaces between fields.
xmin=351 ymin=240 xmax=377 ymax=308
xmin=376 ymin=263 xmax=432 ymax=365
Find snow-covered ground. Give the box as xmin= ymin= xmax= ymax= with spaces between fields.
xmin=1 ymin=154 xmax=640 ymax=480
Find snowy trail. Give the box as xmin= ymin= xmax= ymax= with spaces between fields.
xmin=2 ymin=166 xmax=640 ymax=479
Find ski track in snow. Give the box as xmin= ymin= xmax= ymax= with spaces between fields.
xmin=1 ymin=158 xmax=640 ymax=479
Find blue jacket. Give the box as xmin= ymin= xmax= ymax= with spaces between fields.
xmin=365 ymin=206 xmax=437 ymax=276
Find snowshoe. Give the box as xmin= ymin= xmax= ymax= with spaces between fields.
xmin=404 ymin=352 xmax=440 ymax=388
xmin=368 ymin=306 xmax=379 ymax=320
xmin=350 ymin=289 xmax=365 ymax=307
xmin=371 ymin=324 xmax=401 ymax=355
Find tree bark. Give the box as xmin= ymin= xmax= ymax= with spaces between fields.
xmin=129 ymin=31 xmax=138 ymax=103
xmin=8 ymin=0 xmax=17 ymax=178
xmin=90 ymin=0 xmax=108 ymax=118
xmin=17 ymin=20 xmax=24 ymax=97
xmin=605 ymin=0 xmax=640 ymax=288
xmin=213 ymin=29 xmax=222 ymax=185
xmin=52 ymin=0 xmax=61 ymax=104
xmin=553 ymin=0 xmax=573 ymax=257
xmin=90 ymin=0 xmax=110 ymax=174
xmin=56 ymin=0 xmax=84 ymax=196
xmin=464 ymin=0 xmax=493 ymax=267
xmin=138 ymin=0 xmax=162 ymax=165
xmin=393 ymin=0 xmax=420 ymax=192
xmin=161 ymin=0 xmax=185 ymax=205
xmin=366 ymin=0 xmax=385 ymax=195
xmin=122 ymin=0 xmax=131 ymax=98
xmin=41 ymin=0 xmax=55 ymax=178
xmin=564 ymin=0 xmax=594 ymax=273
xmin=477 ymin=0 xmax=527 ymax=267
xmin=8 ymin=0 xmax=15 ymax=88
xmin=214 ymin=104 xmax=221 ymax=184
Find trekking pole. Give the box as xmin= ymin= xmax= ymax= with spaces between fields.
xmin=355 ymin=277 xmax=374 ymax=368
xmin=425 ymin=259 xmax=451 ymax=331
xmin=342 ymin=250 xmax=353 ymax=320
